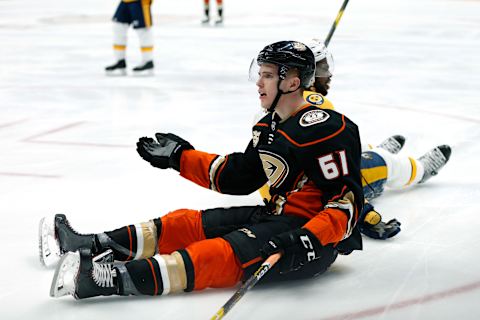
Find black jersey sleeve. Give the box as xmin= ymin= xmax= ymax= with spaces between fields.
xmin=179 ymin=140 xmax=268 ymax=195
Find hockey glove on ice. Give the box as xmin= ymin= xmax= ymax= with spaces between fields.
xmin=359 ymin=202 xmax=401 ymax=240
xmin=136 ymin=133 xmax=194 ymax=171
xmin=261 ymin=228 xmax=322 ymax=274
xmin=359 ymin=219 xmax=401 ymax=240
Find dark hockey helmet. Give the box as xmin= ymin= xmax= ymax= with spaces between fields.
xmin=255 ymin=40 xmax=316 ymax=88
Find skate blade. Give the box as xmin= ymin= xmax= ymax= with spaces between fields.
xmin=39 ymin=216 xmax=61 ymax=268
xmin=105 ymin=69 xmax=127 ymax=76
xmin=132 ymin=69 xmax=154 ymax=77
xmin=50 ymin=251 xmax=80 ymax=298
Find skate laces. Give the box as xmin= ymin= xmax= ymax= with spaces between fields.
xmin=378 ymin=136 xmax=402 ymax=154
xmin=420 ymin=147 xmax=447 ymax=173
xmin=92 ymin=262 xmax=116 ymax=288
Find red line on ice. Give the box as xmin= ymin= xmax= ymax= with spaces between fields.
xmin=322 ymin=280 xmax=480 ymax=320
xmin=0 ymin=172 xmax=61 ymax=178
xmin=22 ymin=121 xmax=130 ymax=148
xmin=0 ymin=118 xmax=29 ymax=129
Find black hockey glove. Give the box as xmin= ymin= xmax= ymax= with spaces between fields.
xmin=136 ymin=133 xmax=194 ymax=171
xmin=261 ymin=228 xmax=322 ymax=274
xmin=359 ymin=219 xmax=401 ymax=240
xmin=359 ymin=203 xmax=401 ymax=240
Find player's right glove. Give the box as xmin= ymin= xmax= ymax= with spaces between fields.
xmin=260 ymin=228 xmax=323 ymax=274
xmin=136 ymin=133 xmax=194 ymax=171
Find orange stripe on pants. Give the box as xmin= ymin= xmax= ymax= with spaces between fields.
xmin=159 ymin=209 xmax=206 ymax=254
xmin=186 ymin=238 xmax=243 ymax=290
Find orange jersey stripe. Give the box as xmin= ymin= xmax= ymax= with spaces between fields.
xmin=241 ymin=256 xmax=263 ymax=269
xmin=146 ymin=258 xmax=159 ymax=295
xmin=277 ymin=114 xmax=346 ymax=148
xmin=126 ymin=225 xmax=133 ymax=261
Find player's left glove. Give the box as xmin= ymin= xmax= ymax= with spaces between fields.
xmin=136 ymin=133 xmax=194 ymax=171
xmin=359 ymin=219 xmax=401 ymax=240
xmin=260 ymin=228 xmax=323 ymax=274
xmin=359 ymin=203 xmax=401 ymax=240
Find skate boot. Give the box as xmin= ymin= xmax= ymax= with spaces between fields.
xmin=39 ymin=214 xmax=95 ymax=267
xmin=105 ymin=59 xmax=127 ymax=76
xmin=132 ymin=60 xmax=154 ymax=75
xmin=418 ymin=144 xmax=451 ymax=183
xmin=214 ymin=8 xmax=224 ymax=25
xmin=50 ymin=248 xmax=118 ymax=299
xmin=201 ymin=15 xmax=210 ymax=24
xmin=201 ymin=6 xmax=210 ymax=24
xmin=377 ymin=134 xmax=406 ymax=154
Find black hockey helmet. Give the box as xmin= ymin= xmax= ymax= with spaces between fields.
xmin=256 ymin=40 xmax=315 ymax=88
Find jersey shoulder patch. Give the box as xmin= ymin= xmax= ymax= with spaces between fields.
xmin=299 ymin=109 xmax=330 ymax=127
xmin=304 ymin=92 xmax=325 ymax=106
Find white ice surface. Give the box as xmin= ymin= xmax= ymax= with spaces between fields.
xmin=1 ymin=0 xmax=479 ymax=319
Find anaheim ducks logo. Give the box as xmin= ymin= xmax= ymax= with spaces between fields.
xmin=259 ymin=150 xmax=289 ymax=188
xmin=292 ymin=42 xmax=307 ymax=51
xmin=299 ymin=109 xmax=330 ymax=127
xmin=252 ymin=130 xmax=261 ymax=148
xmin=305 ymin=93 xmax=324 ymax=105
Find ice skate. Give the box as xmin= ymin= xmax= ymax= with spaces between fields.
xmin=38 ymin=214 xmax=95 ymax=267
xmin=132 ymin=60 xmax=154 ymax=76
xmin=50 ymin=248 xmax=117 ymax=299
xmin=214 ymin=8 xmax=224 ymax=25
xmin=105 ymin=59 xmax=127 ymax=76
xmin=377 ymin=134 xmax=406 ymax=154
xmin=418 ymin=144 xmax=451 ymax=183
xmin=201 ymin=15 xmax=210 ymax=25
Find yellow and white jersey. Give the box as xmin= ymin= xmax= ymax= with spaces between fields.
xmin=303 ymin=91 xmax=334 ymax=110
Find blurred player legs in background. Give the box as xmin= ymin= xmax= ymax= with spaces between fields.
xmin=202 ymin=0 xmax=223 ymax=25
xmin=105 ymin=0 xmax=154 ymax=76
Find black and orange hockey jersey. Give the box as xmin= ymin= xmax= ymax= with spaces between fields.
xmin=179 ymin=103 xmax=363 ymax=250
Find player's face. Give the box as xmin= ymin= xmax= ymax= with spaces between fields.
xmin=313 ymin=59 xmax=332 ymax=96
xmin=256 ymin=64 xmax=280 ymax=110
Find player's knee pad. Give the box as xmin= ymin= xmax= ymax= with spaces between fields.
xmin=135 ymin=27 xmax=153 ymax=48
xmin=113 ymin=22 xmax=129 ymax=46
xmin=186 ymin=238 xmax=243 ymax=290
xmin=159 ymin=209 xmax=205 ymax=254
xmin=371 ymin=148 xmax=420 ymax=189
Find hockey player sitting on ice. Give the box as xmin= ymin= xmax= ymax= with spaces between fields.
xmin=43 ymin=40 xmax=366 ymax=300
xmin=105 ymin=0 xmax=155 ymax=76
xmin=295 ymin=39 xmax=451 ymax=240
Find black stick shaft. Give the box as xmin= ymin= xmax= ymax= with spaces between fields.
xmin=210 ymin=253 xmax=281 ymax=320
xmin=324 ymin=0 xmax=350 ymax=47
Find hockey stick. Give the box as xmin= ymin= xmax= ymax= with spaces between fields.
xmin=210 ymin=252 xmax=282 ymax=320
xmin=324 ymin=0 xmax=350 ymax=47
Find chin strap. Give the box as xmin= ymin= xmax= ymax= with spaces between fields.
xmin=267 ymin=80 xmax=301 ymax=113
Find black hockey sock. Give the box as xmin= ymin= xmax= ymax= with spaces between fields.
xmin=95 ymin=218 xmax=162 ymax=261
xmin=116 ymin=249 xmax=194 ymax=296
xmin=122 ymin=258 xmax=165 ymax=295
